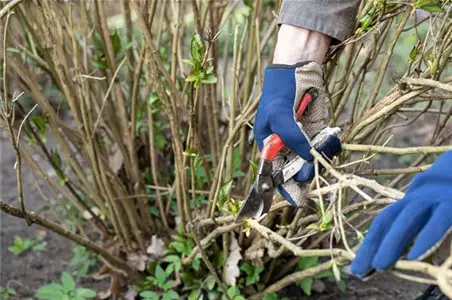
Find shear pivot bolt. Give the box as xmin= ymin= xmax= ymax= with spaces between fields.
xmin=261 ymin=183 xmax=271 ymax=192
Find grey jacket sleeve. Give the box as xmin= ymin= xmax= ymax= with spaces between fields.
xmin=278 ymin=0 xmax=360 ymax=43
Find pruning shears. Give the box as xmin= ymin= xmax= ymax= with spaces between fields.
xmin=235 ymin=88 xmax=340 ymax=223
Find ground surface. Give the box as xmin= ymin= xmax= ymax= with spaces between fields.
xmin=0 ymin=134 xmax=108 ymax=299
xmin=281 ymin=274 xmax=427 ymax=300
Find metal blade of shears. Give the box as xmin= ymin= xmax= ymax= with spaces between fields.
xmin=235 ymin=186 xmax=264 ymax=223
xmin=235 ymin=160 xmax=275 ymax=222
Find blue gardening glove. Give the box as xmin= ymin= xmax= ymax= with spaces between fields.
xmin=351 ymin=151 xmax=452 ymax=277
xmin=294 ymin=134 xmax=342 ymax=182
xmin=254 ymin=62 xmax=341 ymax=207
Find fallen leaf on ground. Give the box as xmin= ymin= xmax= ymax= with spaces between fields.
xmin=224 ymin=234 xmax=242 ymax=286
xmin=127 ymin=252 xmax=148 ymax=271
xmin=146 ymin=235 xmax=165 ymax=260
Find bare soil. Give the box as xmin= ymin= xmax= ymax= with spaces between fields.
xmin=281 ymin=274 xmax=427 ymax=300
xmin=0 ymin=134 xmax=108 ymax=299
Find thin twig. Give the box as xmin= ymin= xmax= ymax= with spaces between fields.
xmin=91 ymin=57 xmax=127 ymax=138
xmin=16 ymin=103 xmax=38 ymax=143
xmin=0 ymin=0 xmax=23 ymax=20
xmin=342 ymin=144 xmax=452 ymax=155
xmin=401 ymin=77 xmax=452 ymax=93
xmin=358 ymin=164 xmax=432 ymax=175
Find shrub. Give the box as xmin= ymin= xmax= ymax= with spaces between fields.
xmin=1 ymin=0 xmax=451 ymax=298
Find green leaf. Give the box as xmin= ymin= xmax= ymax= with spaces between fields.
xmin=240 ymin=263 xmax=252 ymax=274
xmin=226 ymin=198 xmax=241 ymax=216
xmin=110 ymin=30 xmax=122 ymax=56
xmin=408 ymin=46 xmax=419 ymax=64
xmin=249 ymin=160 xmax=258 ymax=181
xmin=120 ymin=40 xmax=134 ymax=54
xmin=332 ymin=262 xmax=341 ymax=282
xmin=23 ymin=239 xmax=33 ymax=250
xmin=183 ymin=59 xmax=195 ymax=66
xmin=192 ymin=255 xmax=201 ymax=271
xmin=22 ymin=238 xmax=33 ymax=249
xmin=201 ymin=74 xmax=217 ymax=84
xmin=7 ymin=47 xmax=21 ymax=54
xmin=75 ymin=288 xmax=96 ymax=299
xmin=23 ymin=126 xmax=37 ymax=144
xmin=61 ymin=272 xmax=75 ymax=291
xmin=206 ymin=66 xmax=214 ymax=74
xmin=140 ymin=290 xmax=159 ymax=300
xmin=205 ymin=276 xmax=216 ymax=290
xmin=359 ymin=14 xmax=372 ymax=32
xmin=169 ymin=241 xmax=186 ymax=254
xmin=149 ymin=206 xmax=160 ymax=217
xmin=50 ymin=148 xmax=66 ymax=185
xmin=174 ymin=260 xmax=181 ymax=273
xmin=322 ymin=210 xmax=333 ymax=224
xmin=337 ymin=280 xmax=346 ymax=293
xmin=297 ymin=256 xmax=318 ymax=270
xmin=165 ymin=264 xmax=174 ymax=276
xmin=8 ymin=246 xmax=22 ymax=255
xmin=190 ymin=33 xmax=204 ymax=62
xmin=217 ymin=180 xmax=233 ymax=209
xmin=227 ymin=286 xmax=240 ymax=298
xmin=232 ymin=6 xmax=250 ymax=24
xmin=155 ymin=265 xmax=166 ymax=286
xmin=36 ymin=283 xmax=65 ymax=299
xmin=14 ymin=236 xmax=24 ymax=247
xmin=299 ymin=278 xmax=313 ymax=296
xmin=163 ymin=255 xmax=181 ymax=263
xmin=154 ymin=134 xmax=166 ymax=150
xmin=165 ymin=290 xmax=179 ymax=299
xmin=32 ymin=242 xmax=46 ymax=252
xmin=209 ymin=291 xmax=221 ymax=300
xmin=186 ymin=73 xmax=199 ymax=82
xmin=162 ymin=280 xmax=175 ymax=290
xmin=32 ymin=115 xmax=47 ymax=142
xmin=415 ymin=0 xmax=444 ymax=12
xmin=188 ymin=289 xmax=201 ymax=300
xmin=50 ymin=148 xmax=62 ymax=170
xmin=91 ymin=59 xmax=107 ymax=70
xmin=263 ymin=293 xmax=278 ymax=300
xmin=355 ymin=231 xmax=365 ymax=243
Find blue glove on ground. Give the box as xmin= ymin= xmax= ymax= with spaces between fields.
xmin=351 ymin=151 xmax=452 ymax=277
xmin=254 ymin=62 xmax=341 ymax=181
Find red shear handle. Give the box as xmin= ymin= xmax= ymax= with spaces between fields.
xmin=260 ymin=89 xmax=316 ymax=161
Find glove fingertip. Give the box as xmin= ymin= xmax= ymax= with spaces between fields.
xmin=406 ymin=202 xmax=452 ymax=261
xmin=293 ymin=163 xmax=315 ymax=183
xmin=371 ymin=251 xmax=397 ymax=271
xmin=350 ymin=250 xmax=374 ymax=277
xmin=316 ymin=135 xmax=341 ymax=158
xmin=406 ymin=248 xmax=425 ymax=261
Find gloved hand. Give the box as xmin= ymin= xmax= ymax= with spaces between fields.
xmin=254 ymin=61 xmax=341 ymax=206
xmin=351 ymin=151 xmax=452 ymax=277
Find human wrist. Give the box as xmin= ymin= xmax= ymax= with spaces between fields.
xmin=273 ymin=24 xmax=331 ymax=65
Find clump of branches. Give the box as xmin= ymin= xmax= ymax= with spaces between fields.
xmin=1 ymin=0 xmax=451 ymax=298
